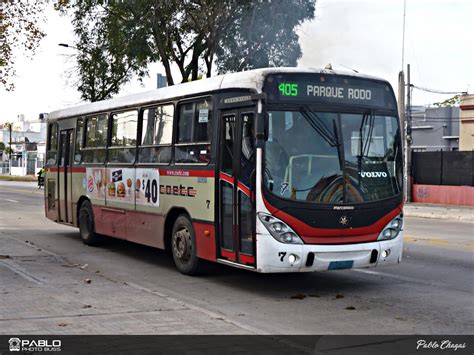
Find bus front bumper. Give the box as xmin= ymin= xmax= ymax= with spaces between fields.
xmin=255 ymin=231 xmax=403 ymax=273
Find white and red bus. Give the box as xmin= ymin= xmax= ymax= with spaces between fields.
xmin=44 ymin=68 xmax=404 ymax=275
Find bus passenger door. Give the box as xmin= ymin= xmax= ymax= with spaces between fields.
xmin=58 ymin=129 xmax=73 ymax=224
xmin=218 ymin=110 xmax=256 ymax=266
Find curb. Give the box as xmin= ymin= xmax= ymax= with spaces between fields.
xmin=403 ymin=206 xmax=474 ymax=223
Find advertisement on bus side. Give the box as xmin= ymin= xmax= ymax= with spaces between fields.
xmin=85 ymin=167 xmax=160 ymax=207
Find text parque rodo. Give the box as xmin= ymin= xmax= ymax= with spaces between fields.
xmin=307 ymin=85 xmax=372 ymax=101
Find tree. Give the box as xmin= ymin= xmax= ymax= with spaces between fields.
xmin=70 ymin=1 xmax=152 ymax=101
xmin=0 ymin=1 xmax=47 ymax=91
xmin=433 ymin=94 xmax=462 ymax=108
xmin=85 ymin=0 xmax=231 ymax=85
xmin=216 ymin=0 xmax=316 ymax=73
xmin=0 ymin=142 xmax=5 ymax=151
xmin=4 ymin=121 xmax=13 ymax=160
xmin=69 ymin=0 xmax=316 ymax=100
xmin=4 ymin=146 xmax=13 ymax=156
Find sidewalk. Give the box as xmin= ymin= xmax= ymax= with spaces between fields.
xmin=404 ymin=203 xmax=474 ymax=223
xmin=0 ymin=230 xmax=255 ymax=335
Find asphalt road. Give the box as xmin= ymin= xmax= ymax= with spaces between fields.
xmin=0 ymin=180 xmax=473 ymax=335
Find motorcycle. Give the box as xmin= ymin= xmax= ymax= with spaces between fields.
xmin=38 ymin=175 xmax=44 ymax=188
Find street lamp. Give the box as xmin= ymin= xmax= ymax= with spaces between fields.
xmin=58 ymin=43 xmax=78 ymax=50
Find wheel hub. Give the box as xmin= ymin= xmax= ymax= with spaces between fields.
xmin=173 ymin=228 xmax=191 ymax=262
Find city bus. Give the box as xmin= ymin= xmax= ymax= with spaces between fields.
xmin=44 ymin=68 xmax=404 ymax=275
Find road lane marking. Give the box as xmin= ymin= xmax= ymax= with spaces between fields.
xmin=4 ymin=199 xmax=19 ymax=203
xmin=404 ymin=235 xmax=474 ymax=250
xmin=352 ymin=269 xmax=446 ymax=288
xmin=0 ymin=187 xmax=44 ymax=195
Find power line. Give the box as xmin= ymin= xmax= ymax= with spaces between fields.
xmin=411 ymin=85 xmax=467 ymax=95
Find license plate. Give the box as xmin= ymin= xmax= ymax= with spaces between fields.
xmin=328 ymin=260 xmax=354 ymax=270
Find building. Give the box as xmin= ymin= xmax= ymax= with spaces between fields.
xmin=459 ymin=94 xmax=474 ymax=151
xmin=0 ymin=114 xmax=47 ymax=175
xmin=410 ymin=106 xmax=459 ymax=152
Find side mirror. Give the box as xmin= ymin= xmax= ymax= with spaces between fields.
xmin=255 ymin=113 xmax=268 ymax=142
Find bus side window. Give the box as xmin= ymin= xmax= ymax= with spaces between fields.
xmin=46 ymin=123 xmax=58 ymax=165
xmin=82 ymin=114 xmax=108 ymax=163
xmin=109 ymin=110 xmax=138 ymax=164
xmin=175 ymin=98 xmax=212 ymax=164
xmin=139 ymin=104 xmax=174 ymax=164
xmin=74 ymin=118 xmax=84 ymax=164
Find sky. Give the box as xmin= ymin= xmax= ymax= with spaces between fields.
xmin=1 ymin=0 xmax=473 ymax=123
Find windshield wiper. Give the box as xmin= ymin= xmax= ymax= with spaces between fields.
xmin=332 ymin=118 xmax=344 ymax=171
xmin=357 ymin=110 xmax=375 ymax=184
xmin=363 ymin=112 xmax=375 ymax=157
xmin=300 ymin=106 xmax=339 ymax=147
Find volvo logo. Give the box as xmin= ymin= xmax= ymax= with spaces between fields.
xmin=339 ymin=216 xmax=349 ymax=225
xmin=360 ymin=171 xmax=388 ymax=178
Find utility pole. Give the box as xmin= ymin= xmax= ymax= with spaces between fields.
xmin=398 ymin=71 xmax=406 ymax=200
xmin=8 ymin=122 xmax=12 ymax=161
xmin=406 ymin=64 xmax=412 ymax=202
xmin=399 ymin=0 xmax=410 ymax=202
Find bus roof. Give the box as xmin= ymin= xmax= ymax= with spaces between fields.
xmin=48 ymin=67 xmax=387 ymax=120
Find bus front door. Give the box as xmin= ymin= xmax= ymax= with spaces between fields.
xmin=58 ymin=129 xmax=73 ymax=224
xmin=218 ymin=110 xmax=256 ymax=267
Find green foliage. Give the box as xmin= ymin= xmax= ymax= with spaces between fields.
xmin=0 ymin=142 xmax=5 ymax=151
xmin=4 ymin=147 xmax=13 ymax=155
xmin=95 ymin=0 xmax=229 ymax=84
xmin=216 ymin=0 xmax=316 ymax=73
xmin=71 ymin=1 xmax=153 ymax=101
xmin=433 ymin=94 xmax=461 ymax=108
xmin=0 ymin=1 xmax=47 ymax=91
xmin=70 ymin=0 xmax=316 ymax=99
xmin=2 ymin=121 xmax=13 ymax=130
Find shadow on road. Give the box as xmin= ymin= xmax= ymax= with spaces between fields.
xmin=38 ymin=227 xmax=383 ymax=300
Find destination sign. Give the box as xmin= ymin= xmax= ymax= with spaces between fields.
xmin=264 ymin=73 xmax=396 ymax=110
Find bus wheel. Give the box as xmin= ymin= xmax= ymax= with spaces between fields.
xmin=171 ymin=215 xmax=200 ymax=275
xmin=78 ymin=200 xmax=100 ymax=246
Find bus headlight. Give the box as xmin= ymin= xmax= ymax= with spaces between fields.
xmin=258 ymin=213 xmax=303 ymax=244
xmin=378 ymin=213 xmax=403 ymax=241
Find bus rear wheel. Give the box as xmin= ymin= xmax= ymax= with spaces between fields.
xmin=171 ymin=215 xmax=200 ymax=275
xmin=78 ymin=200 xmax=100 ymax=246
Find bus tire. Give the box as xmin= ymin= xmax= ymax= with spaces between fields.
xmin=171 ymin=215 xmax=200 ymax=275
xmin=78 ymin=200 xmax=100 ymax=246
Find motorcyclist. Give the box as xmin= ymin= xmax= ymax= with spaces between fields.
xmin=37 ymin=166 xmax=45 ymax=188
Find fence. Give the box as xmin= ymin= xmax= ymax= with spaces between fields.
xmin=27 ymin=158 xmax=36 ymax=174
xmin=412 ymin=151 xmax=474 ymax=186
xmin=0 ymin=162 xmax=9 ymax=175
xmin=0 ymin=158 xmax=44 ymax=176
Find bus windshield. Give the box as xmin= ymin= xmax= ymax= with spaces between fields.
xmin=264 ymin=109 xmax=403 ymax=204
